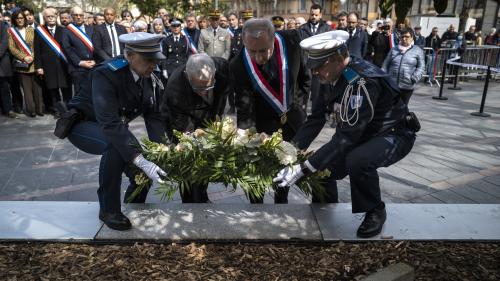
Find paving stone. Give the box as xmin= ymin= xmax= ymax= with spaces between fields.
xmin=49 ymin=145 xmax=78 ymax=162
xmin=96 ymin=203 xmax=322 ymax=241
xmin=70 ymin=162 xmax=100 ymax=185
xmin=483 ymin=175 xmax=500 ymax=186
xmin=18 ymin=147 xmax=54 ymax=168
xmin=32 ymin=191 xmax=71 ymax=201
xmin=1 ymin=169 xmax=45 ymax=195
xmin=0 ymin=201 xmax=102 ymax=240
xmin=409 ymin=194 xmax=444 ymax=204
xmin=0 ymin=150 xmax=26 ymax=170
xmin=378 ymin=177 xmax=433 ymax=201
xmin=361 ymin=263 xmax=415 ymax=281
xmin=66 ymin=188 xmax=99 ymax=201
xmin=468 ymin=179 xmax=500 ymax=198
xmin=431 ymin=189 xmax=476 ymax=204
xmin=450 ymin=185 xmax=500 ymax=204
xmin=313 ymin=203 xmax=500 ymax=241
xmin=38 ymin=166 xmax=74 ymax=190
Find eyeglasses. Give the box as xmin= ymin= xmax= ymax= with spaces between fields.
xmin=401 ymin=35 xmax=412 ymax=38
xmin=191 ymin=79 xmax=216 ymax=93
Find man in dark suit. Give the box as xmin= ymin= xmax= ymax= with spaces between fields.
xmin=230 ymin=19 xmax=307 ymax=204
xmin=294 ymin=3 xmax=332 ymax=150
xmin=0 ymin=16 xmax=16 ymax=118
xmin=345 ymin=12 xmax=368 ymax=58
xmin=161 ymin=18 xmax=190 ymax=78
xmin=162 ymin=54 xmax=230 ymax=202
xmin=34 ymin=7 xmax=71 ymax=115
xmin=62 ymin=6 xmax=95 ymax=101
xmin=66 ymin=33 xmax=168 ymax=230
xmin=93 ymin=7 xmax=127 ymax=62
xmin=183 ymin=13 xmax=200 ymax=51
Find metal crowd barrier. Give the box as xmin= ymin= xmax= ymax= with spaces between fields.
xmin=423 ymin=46 xmax=500 ymax=87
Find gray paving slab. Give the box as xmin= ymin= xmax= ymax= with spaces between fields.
xmin=484 ymin=175 xmax=500 ymax=186
xmin=1 ymin=169 xmax=45 ymax=195
xmin=431 ymin=189 xmax=476 ymax=204
xmin=96 ymin=203 xmax=322 ymax=241
xmin=409 ymin=194 xmax=444 ymax=204
xmin=450 ymin=185 xmax=500 ymax=204
xmin=313 ymin=203 xmax=500 ymax=241
xmin=0 ymin=201 xmax=102 ymax=240
xmin=468 ymin=179 xmax=500 ymax=198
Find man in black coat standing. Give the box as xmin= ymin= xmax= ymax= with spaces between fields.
xmin=293 ymin=3 xmax=332 ymax=149
xmin=183 ymin=14 xmax=200 ymax=53
xmin=93 ymin=8 xmax=127 ymax=63
xmin=230 ymin=18 xmax=307 ymax=204
xmin=34 ymin=7 xmax=71 ymax=113
xmin=162 ymin=54 xmax=230 ymax=202
xmin=345 ymin=12 xmax=368 ymax=58
xmin=61 ymin=6 xmax=95 ymax=100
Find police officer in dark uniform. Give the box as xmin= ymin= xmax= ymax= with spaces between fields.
xmin=274 ymin=30 xmax=417 ymax=238
xmin=230 ymin=18 xmax=308 ymax=204
xmin=161 ymin=18 xmax=190 ymax=78
xmin=161 ymin=53 xmax=230 ymax=202
xmin=66 ymin=32 xmax=169 ymax=231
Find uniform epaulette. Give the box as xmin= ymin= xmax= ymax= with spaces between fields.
xmin=343 ymin=67 xmax=361 ymax=84
xmin=107 ymin=58 xmax=129 ymax=71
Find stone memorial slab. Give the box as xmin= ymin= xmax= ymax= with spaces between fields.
xmin=0 ymin=201 xmax=102 ymax=240
xmin=313 ymin=203 xmax=500 ymax=241
xmin=96 ymin=203 xmax=321 ymax=241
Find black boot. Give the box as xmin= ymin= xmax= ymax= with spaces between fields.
xmin=356 ymin=202 xmax=386 ymax=238
xmin=99 ymin=210 xmax=132 ymax=231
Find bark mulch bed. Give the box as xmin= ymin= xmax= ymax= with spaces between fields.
xmin=1 ymin=241 xmax=499 ymax=280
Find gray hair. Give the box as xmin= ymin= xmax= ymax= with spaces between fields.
xmin=186 ymin=54 xmax=215 ymax=81
xmin=242 ymin=18 xmax=275 ymax=43
xmin=132 ymin=20 xmax=147 ymax=32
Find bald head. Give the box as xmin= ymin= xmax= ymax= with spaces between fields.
xmin=242 ymin=18 xmax=275 ymax=45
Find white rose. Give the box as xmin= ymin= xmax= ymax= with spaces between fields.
xmin=232 ymin=128 xmax=250 ymax=146
xmin=221 ymin=118 xmax=236 ymax=139
xmin=275 ymin=141 xmax=298 ymax=165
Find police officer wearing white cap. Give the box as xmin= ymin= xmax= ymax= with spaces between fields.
xmin=273 ymin=30 xmax=418 ymax=238
xmin=66 ymin=32 xmax=170 ymax=230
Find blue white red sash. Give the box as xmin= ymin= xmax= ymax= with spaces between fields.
xmin=389 ymin=33 xmax=397 ymax=48
xmin=228 ymin=27 xmax=234 ymax=38
xmin=8 ymin=27 xmax=32 ymax=56
xmin=67 ymin=23 xmax=93 ymax=52
xmin=35 ymin=26 xmax=67 ymax=63
xmin=243 ymin=33 xmax=289 ymax=116
xmin=182 ymin=28 xmax=198 ymax=54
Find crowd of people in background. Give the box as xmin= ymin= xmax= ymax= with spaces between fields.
xmin=1 ymin=0 xmax=499 ymax=120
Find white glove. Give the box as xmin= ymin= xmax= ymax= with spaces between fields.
xmin=162 ymin=70 xmax=168 ymax=79
xmin=273 ymin=164 xmax=304 ymax=187
xmin=133 ymin=154 xmax=167 ymax=186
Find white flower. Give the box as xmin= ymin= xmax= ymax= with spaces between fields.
xmin=275 ymin=141 xmax=298 ymax=165
xmin=193 ymin=128 xmax=207 ymax=138
xmin=221 ymin=118 xmax=236 ymax=139
xmin=158 ymin=144 xmax=170 ymax=152
xmin=232 ymin=128 xmax=250 ymax=146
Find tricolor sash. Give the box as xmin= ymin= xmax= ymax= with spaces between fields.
xmin=35 ymin=26 xmax=67 ymax=63
xmin=182 ymin=28 xmax=198 ymax=54
xmin=8 ymin=27 xmax=32 ymax=56
xmin=67 ymin=23 xmax=93 ymax=52
xmin=243 ymin=33 xmax=289 ymax=117
xmin=228 ymin=27 xmax=234 ymax=38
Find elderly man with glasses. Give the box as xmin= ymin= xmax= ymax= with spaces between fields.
xmin=161 ymin=53 xmax=231 ymax=203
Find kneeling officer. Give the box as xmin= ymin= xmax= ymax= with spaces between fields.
xmin=66 ymin=33 xmax=169 ymax=230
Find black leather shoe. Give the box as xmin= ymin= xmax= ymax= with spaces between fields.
xmin=99 ymin=210 xmax=132 ymax=231
xmin=357 ymin=202 xmax=386 ymax=238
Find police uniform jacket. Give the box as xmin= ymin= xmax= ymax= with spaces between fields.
xmin=198 ymin=26 xmax=231 ymax=59
xmin=230 ymin=30 xmax=308 ymax=137
xmin=307 ymin=57 xmax=409 ymax=170
xmin=68 ymin=56 xmax=166 ymax=163
xmin=34 ymin=25 xmax=69 ymax=89
xmin=162 ymin=57 xmax=230 ymax=132
xmin=61 ymin=24 xmax=94 ymax=73
xmin=161 ymin=33 xmax=190 ymax=76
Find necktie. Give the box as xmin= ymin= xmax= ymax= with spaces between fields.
xmin=49 ymin=28 xmax=54 ymax=36
xmin=349 ymin=30 xmax=353 ymax=39
xmin=213 ymin=29 xmax=217 ymax=36
xmin=312 ymin=25 xmax=316 ymax=34
xmin=109 ymin=25 xmax=117 ymax=57
xmin=175 ymin=36 xmax=178 ymax=43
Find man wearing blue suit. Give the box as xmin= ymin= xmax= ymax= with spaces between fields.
xmin=61 ymin=6 xmax=95 ymax=98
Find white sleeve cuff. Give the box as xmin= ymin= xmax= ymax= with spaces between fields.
xmin=304 ymin=160 xmax=317 ymax=173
